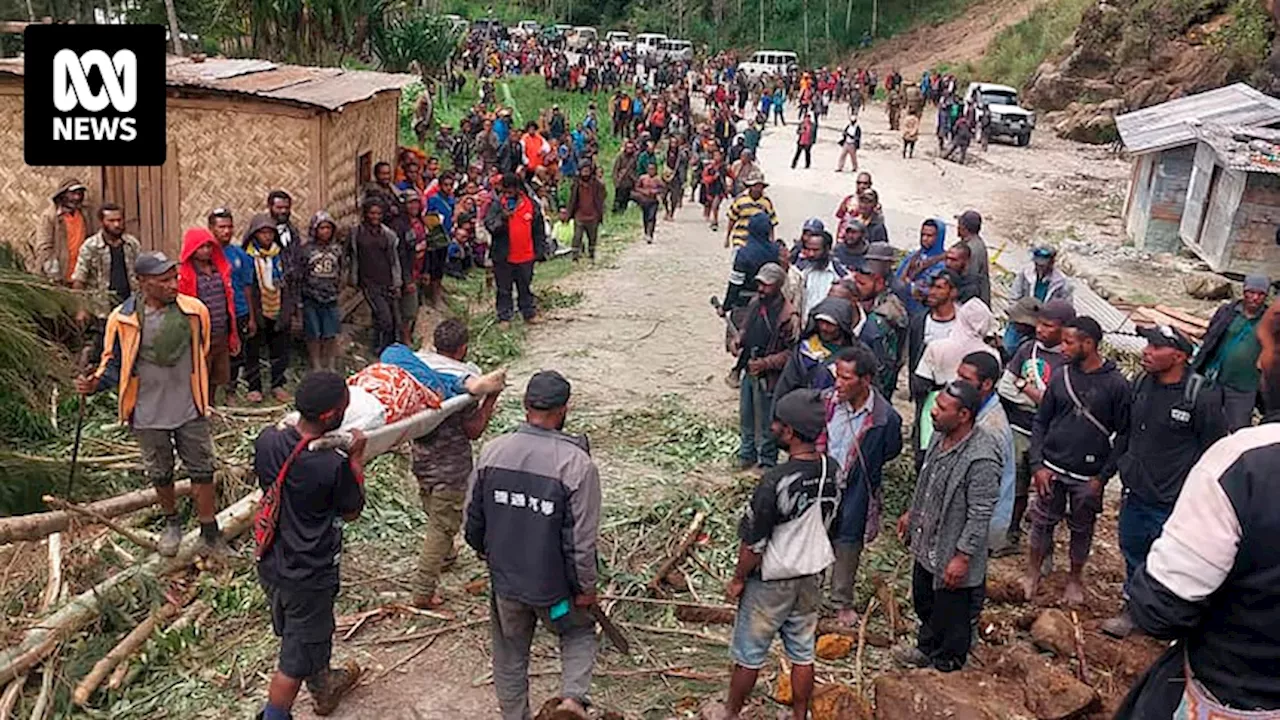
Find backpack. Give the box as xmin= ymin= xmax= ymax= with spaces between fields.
xmin=762 ymin=456 xmax=836 ymax=580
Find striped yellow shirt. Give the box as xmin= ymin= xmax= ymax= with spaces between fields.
xmin=727 ymin=195 xmax=778 ymax=247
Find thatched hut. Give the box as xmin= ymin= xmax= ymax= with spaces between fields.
xmin=0 ymin=55 xmax=418 ymax=264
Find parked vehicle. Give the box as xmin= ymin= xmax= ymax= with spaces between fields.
xmin=510 ymin=20 xmax=541 ymax=38
xmin=964 ymin=82 xmax=1036 ymax=146
xmin=634 ymin=32 xmax=668 ymax=57
xmin=605 ymin=30 xmax=633 ymax=50
xmin=470 ymin=18 xmax=505 ymax=39
xmin=738 ymin=50 xmax=798 ymax=79
xmin=568 ymin=26 xmax=598 ymax=50
xmin=656 ymin=38 xmax=693 ymax=62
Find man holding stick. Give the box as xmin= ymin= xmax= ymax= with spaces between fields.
xmin=75 ymin=252 xmax=223 ymax=558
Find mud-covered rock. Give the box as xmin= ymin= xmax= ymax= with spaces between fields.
xmin=812 ymin=683 xmax=871 ymax=720
xmin=1014 ymin=648 xmax=1100 ymax=719
xmin=816 ymin=633 xmax=855 ymax=660
xmin=873 ymin=670 xmax=1017 ymax=720
xmin=1031 ymin=609 xmax=1077 ymax=657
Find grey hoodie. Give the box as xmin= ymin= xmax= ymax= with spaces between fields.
xmin=294 ymin=211 xmax=344 ymax=304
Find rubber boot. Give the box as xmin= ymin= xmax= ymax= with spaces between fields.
xmin=158 ymin=515 xmax=183 ymax=558
xmin=308 ymin=662 xmax=363 ymax=716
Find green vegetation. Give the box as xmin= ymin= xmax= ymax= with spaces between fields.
xmin=1215 ymin=0 xmax=1273 ymax=69
xmin=976 ymin=0 xmax=1092 ymax=89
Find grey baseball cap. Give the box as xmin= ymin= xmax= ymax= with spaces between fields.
xmin=134 ymin=252 xmax=177 ymax=277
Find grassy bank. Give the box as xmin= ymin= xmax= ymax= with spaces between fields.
xmin=976 ymin=0 xmax=1092 ymax=89
xmin=403 ymin=73 xmax=642 ymax=367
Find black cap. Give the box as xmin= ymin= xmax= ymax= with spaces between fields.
xmin=1040 ymin=299 xmax=1076 ymax=325
xmin=295 ymin=371 xmax=349 ymax=422
xmin=1139 ymin=324 xmax=1195 ymax=355
xmin=1067 ymin=316 xmax=1104 ymax=344
xmin=525 ymin=370 xmax=571 ymax=410
xmin=773 ymin=388 xmax=827 ymax=442
xmin=135 ymin=251 xmax=177 ymax=277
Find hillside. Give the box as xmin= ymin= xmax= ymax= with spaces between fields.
xmin=1025 ymin=0 xmax=1278 ymax=142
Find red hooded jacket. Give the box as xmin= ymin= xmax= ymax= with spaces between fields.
xmin=178 ymin=227 xmax=240 ymax=355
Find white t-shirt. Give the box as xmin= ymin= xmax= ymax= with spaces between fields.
xmin=923 ymin=314 xmax=955 ymax=347
xmin=803 ymin=266 xmax=841 ymax=321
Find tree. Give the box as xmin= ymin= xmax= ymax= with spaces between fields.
xmin=163 ymin=0 xmax=183 ymax=55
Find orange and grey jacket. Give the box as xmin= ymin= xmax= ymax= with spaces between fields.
xmin=90 ymin=294 xmax=211 ymax=424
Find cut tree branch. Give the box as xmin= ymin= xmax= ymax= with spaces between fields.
xmin=41 ymin=496 xmax=159 ymax=552
xmin=0 ymin=490 xmax=261 ymax=684
xmin=0 ymin=482 xmax=193 ymax=544
xmin=647 ymin=510 xmax=706 ymax=596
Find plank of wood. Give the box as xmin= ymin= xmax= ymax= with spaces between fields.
xmin=163 ymin=145 xmax=181 ymax=255
xmin=1141 ymin=308 xmax=1207 ymax=338
xmin=122 ymin=168 xmax=141 ymax=246
xmin=1154 ymin=304 xmax=1209 ymax=328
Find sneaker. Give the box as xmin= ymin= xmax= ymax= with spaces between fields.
xmin=158 ymin=520 xmax=183 ymax=558
xmin=892 ymin=645 xmax=931 ymax=669
xmin=309 ymin=662 xmax=363 ymax=716
xmin=1101 ymin=609 xmax=1135 ymax=639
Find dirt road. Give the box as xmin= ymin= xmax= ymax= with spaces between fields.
xmin=299 ymin=96 xmax=1155 ymax=720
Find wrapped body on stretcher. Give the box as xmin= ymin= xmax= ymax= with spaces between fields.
xmin=278 ymin=343 xmax=507 ymax=455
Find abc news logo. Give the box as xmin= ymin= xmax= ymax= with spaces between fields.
xmin=25 ymin=24 xmax=165 ymax=166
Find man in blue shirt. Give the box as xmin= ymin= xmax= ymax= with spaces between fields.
xmin=210 ymin=208 xmax=255 ymax=402
xmin=494 ymin=108 xmax=512 ymax=145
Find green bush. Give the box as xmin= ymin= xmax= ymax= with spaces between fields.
xmin=977 ymin=0 xmax=1092 ymax=89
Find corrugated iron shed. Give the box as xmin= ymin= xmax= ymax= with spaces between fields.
xmin=1194 ymin=123 xmax=1280 ymax=175
xmin=1115 ymin=83 xmax=1280 ymax=155
xmin=0 ymin=55 xmax=418 ymax=112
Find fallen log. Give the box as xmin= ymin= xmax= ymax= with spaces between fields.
xmin=0 ymin=482 xmax=193 ymax=545
xmin=647 ymin=510 xmax=707 ymax=596
xmin=0 ymin=490 xmax=260 ymax=684
xmin=72 ymin=599 xmax=183 ymax=705
xmin=38 ymin=535 xmax=61 ymax=613
xmin=41 ymin=496 xmax=158 ymax=552
xmin=674 ymin=605 xmax=893 ymax=647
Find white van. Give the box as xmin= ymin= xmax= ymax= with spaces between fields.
xmin=657 ymin=39 xmax=693 ymax=62
xmin=568 ymin=26 xmax=598 ymax=50
xmin=606 ymin=30 xmax=632 ymax=49
xmin=634 ymin=32 xmax=668 ymax=57
xmin=738 ymin=50 xmax=798 ymax=79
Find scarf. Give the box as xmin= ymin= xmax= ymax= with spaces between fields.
xmin=139 ymin=303 xmax=191 ymax=367
xmin=247 ymin=241 xmax=284 ymax=320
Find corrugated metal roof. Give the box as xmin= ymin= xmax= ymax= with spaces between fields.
xmin=1194 ymin=123 xmax=1280 ymax=175
xmin=0 ymin=55 xmax=418 ymax=111
xmin=1115 ymin=83 xmax=1280 ymax=155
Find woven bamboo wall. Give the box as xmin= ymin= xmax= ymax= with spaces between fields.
xmin=322 ymin=91 xmax=401 ymax=229
xmin=168 ymin=101 xmax=318 ymax=249
xmin=0 ymin=94 xmax=99 ymax=271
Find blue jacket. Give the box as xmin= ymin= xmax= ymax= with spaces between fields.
xmin=223 ymin=243 xmax=254 ymax=318
xmin=821 ymin=387 xmax=903 ymax=545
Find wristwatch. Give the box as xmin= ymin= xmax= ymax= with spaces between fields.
xmin=1015 ymin=377 xmax=1028 ymax=391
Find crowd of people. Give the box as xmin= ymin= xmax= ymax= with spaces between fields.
xmin=21 ymin=29 xmax=1280 ymax=720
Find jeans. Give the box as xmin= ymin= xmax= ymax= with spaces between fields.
xmin=1118 ymin=493 xmax=1172 ymax=599
xmin=228 ymin=314 xmax=250 ymax=392
xmin=490 ymin=593 xmax=596 ymax=720
xmin=244 ymin=315 xmax=289 ymax=393
xmin=730 ymin=574 xmax=821 ymax=669
xmin=738 ymin=375 xmax=777 ymax=466
xmin=494 ymin=259 xmax=536 ymax=321
xmin=903 ymin=139 xmax=916 ymax=158
xmin=911 ymin=562 xmax=975 ymax=672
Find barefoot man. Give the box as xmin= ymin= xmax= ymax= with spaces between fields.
xmin=1022 ymin=317 xmax=1131 ymax=605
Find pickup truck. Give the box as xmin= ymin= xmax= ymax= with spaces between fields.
xmin=965 ymin=82 xmax=1036 ymax=146
xmin=568 ymin=26 xmax=598 ymax=50
xmin=656 ymin=39 xmax=693 ymax=62
xmin=606 ymin=30 xmax=633 ymax=50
